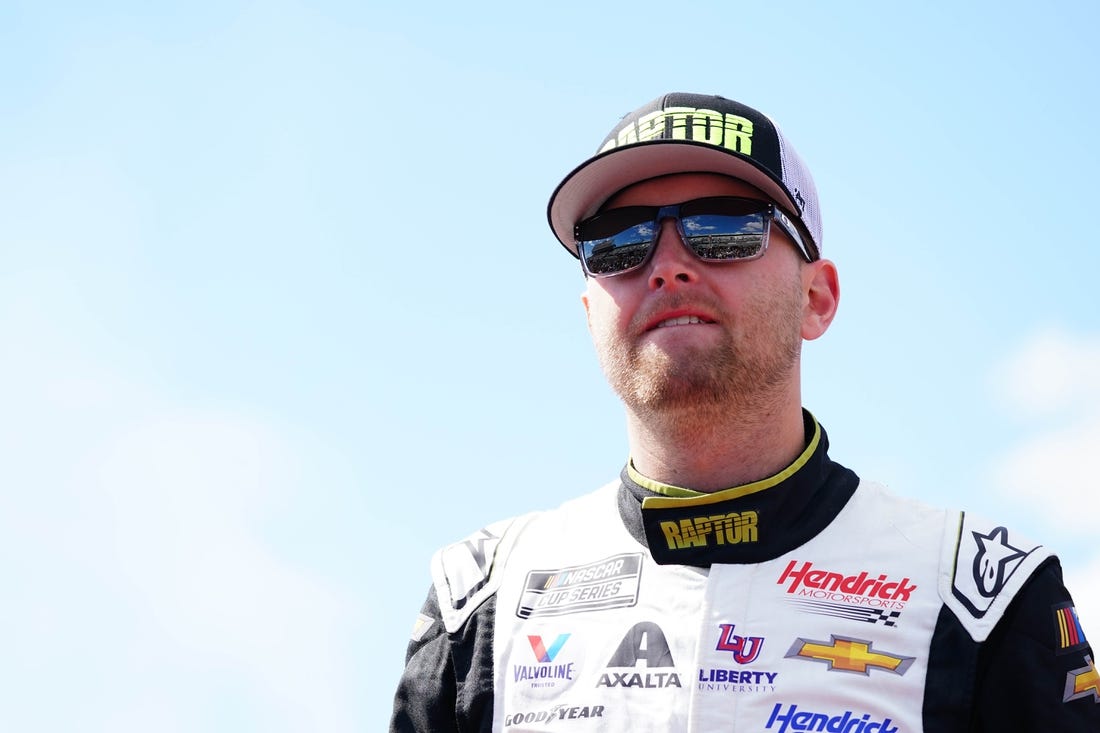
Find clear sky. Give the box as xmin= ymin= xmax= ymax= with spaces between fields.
xmin=3 ymin=1 xmax=1099 ymax=730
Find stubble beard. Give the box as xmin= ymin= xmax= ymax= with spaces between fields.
xmin=594 ymin=278 xmax=804 ymax=427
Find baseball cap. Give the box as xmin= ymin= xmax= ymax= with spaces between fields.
xmin=547 ymin=92 xmax=822 ymax=261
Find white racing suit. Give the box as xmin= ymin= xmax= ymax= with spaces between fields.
xmin=390 ymin=413 xmax=1099 ymax=731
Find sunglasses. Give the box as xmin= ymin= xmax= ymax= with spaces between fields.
xmin=574 ymin=196 xmax=812 ymax=277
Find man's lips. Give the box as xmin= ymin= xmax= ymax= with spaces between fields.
xmin=643 ymin=309 xmax=718 ymax=332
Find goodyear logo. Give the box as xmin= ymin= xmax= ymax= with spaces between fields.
xmin=660 ymin=511 xmax=758 ymax=550
xmin=504 ymin=705 xmax=605 ymax=726
xmin=785 ymin=635 xmax=914 ymax=676
xmin=600 ymin=106 xmax=754 ymax=156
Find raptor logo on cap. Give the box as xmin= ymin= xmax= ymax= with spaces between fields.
xmin=600 ymin=107 xmax=755 ymax=157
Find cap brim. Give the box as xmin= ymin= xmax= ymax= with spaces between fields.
xmin=547 ymin=140 xmax=802 ymax=258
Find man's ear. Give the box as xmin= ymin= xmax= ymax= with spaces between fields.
xmin=801 ymin=259 xmax=840 ymax=341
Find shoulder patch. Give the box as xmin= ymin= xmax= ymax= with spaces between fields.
xmin=940 ymin=510 xmax=1055 ymax=641
xmin=410 ymin=613 xmax=435 ymax=642
xmin=431 ymin=513 xmax=537 ymax=633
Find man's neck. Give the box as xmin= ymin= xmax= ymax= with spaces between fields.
xmin=624 ymin=398 xmax=807 ymax=493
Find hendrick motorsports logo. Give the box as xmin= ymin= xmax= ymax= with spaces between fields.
xmin=765 ymin=703 xmax=898 ymax=733
xmin=787 ymin=598 xmax=902 ymax=626
xmin=517 ymin=554 xmax=642 ymax=619
xmin=777 ymin=560 xmax=916 ymax=609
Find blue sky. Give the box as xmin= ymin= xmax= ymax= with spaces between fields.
xmin=3 ymin=1 xmax=1099 ymax=730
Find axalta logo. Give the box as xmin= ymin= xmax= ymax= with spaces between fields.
xmin=513 ymin=634 xmax=575 ymax=688
xmin=785 ymin=635 xmax=914 ymax=676
xmin=659 ymin=511 xmax=758 ymax=550
xmin=766 ymin=703 xmax=898 ymax=733
xmin=503 ymin=705 xmax=605 ymax=727
xmin=777 ymin=560 xmax=916 ymax=607
xmin=596 ymin=622 xmax=682 ymax=690
xmin=600 ymin=106 xmax=754 ymax=156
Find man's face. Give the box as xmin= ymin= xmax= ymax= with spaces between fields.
xmin=581 ymin=173 xmax=809 ymax=418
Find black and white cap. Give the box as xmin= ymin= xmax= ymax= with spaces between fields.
xmin=547 ymin=92 xmax=822 ymax=261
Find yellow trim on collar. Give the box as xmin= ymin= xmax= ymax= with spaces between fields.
xmin=635 ymin=418 xmax=822 ymax=509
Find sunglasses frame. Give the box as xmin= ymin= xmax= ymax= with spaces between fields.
xmin=574 ymin=196 xmax=812 ymax=278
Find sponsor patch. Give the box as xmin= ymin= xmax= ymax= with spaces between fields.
xmin=715 ymin=623 xmax=764 ymax=664
xmin=516 ymin=553 xmax=642 ymax=619
xmin=503 ymin=704 xmax=606 ymax=726
xmin=777 ymin=560 xmax=916 ymax=609
xmin=785 ymin=635 xmax=914 ymax=676
xmin=410 ymin=613 xmax=434 ymax=642
xmin=788 ymin=598 xmax=902 ymax=626
xmin=512 ymin=633 xmax=577 ymax=689
xmin=1064 ymin=655 xmax=1100 ymax=704
xmin=439 ymin=525 xmax=503 ymax=610
xmin=1055 ymin=603 xmax=1090 ymax=653
xmin=950 ymin=518 xmax=1043 ymax=618
xmin=765 ymin=703 xmax=898 ymax=733
xmin=658 ymin=511 xmax=759 ymax=550
xmin=698 ymin=624 xmax=778 ymax=694
xmin=596 ymin=621 xmax=682 ymax=690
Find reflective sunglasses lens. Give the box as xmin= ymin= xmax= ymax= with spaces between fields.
xmin=679 ymin=199 xmax=767 ymax=261
xmin=577 ymin=207 xmax=657 ymax=275
xmin=681 ymin=213 xmax=766 ymax=260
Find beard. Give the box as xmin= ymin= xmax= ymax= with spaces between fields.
xmin=592 ymin=275 xmax=804 ymax=421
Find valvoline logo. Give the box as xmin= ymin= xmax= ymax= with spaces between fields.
xmin=512 ymin=633 xmax=576 ymax=687
xmin=528 ymin=634 xmax=570 ymax=662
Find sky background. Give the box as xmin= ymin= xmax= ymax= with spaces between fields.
xmin=2 ymin=1 xmax=1099 ymax=730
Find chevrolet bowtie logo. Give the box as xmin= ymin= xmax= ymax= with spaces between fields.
xmin=1064 ymin=655 xmax=1100 ymax=703
xmin=785 ymin=635 xmax=914 ymax=676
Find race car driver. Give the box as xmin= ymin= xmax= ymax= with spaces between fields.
xmin=389 ymin=92 xmax=1100 ymax=732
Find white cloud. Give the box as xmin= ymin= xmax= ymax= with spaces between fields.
xmin=992 ymin=326 xmax=1100 ymax=418
xmin=988 ymin=326 xmax=1100 ymax=634
xmin=990 ymin=328 xmax=1100 ymax=527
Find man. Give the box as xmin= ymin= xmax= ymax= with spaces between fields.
xmin=390 ymin=93 xmax=1099 ymax=731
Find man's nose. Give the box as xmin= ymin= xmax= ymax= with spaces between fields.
xmin=646 ymin=218 xmax=700 ymax=290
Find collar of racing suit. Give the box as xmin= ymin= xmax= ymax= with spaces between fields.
xmin=616 ymin=410 xmax=860 ymax=567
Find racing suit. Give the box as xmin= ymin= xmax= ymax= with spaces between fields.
xmin=390 ymin=413 xmax=1099 ymax=731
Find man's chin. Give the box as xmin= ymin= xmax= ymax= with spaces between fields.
xmin=621 ymin=370 xmax=734 ymax=413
